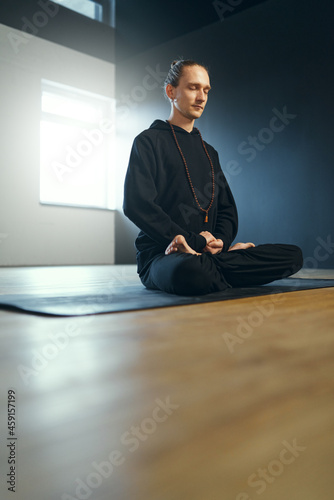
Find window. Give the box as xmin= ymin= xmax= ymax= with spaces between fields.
xmin=40 ymin=79 xmax=115 ymax=210
xmin=51 ymin=0 xmax=115 ymax=27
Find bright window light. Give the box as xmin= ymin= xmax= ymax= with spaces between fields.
xmin=52 ymin=0 xmax=102 ymax=22
xmin=40 ymin=79 xmax=116 ymax=210
xmin=51 ymin=0 xmax=115 ymax=26
xmin=42 ymin=92 xmax=100 ymax=122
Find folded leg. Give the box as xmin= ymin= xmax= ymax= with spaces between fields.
xmin=140 ymin=244 xmax=303 ymax=295
xmin=214 ymin=244 xmax=303 ymax=287
xmin=140 ymin=252 xmax=230 ymax=295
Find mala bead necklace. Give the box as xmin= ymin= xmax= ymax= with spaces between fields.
xmin=168 ymin=121 xmax=215 ymax=223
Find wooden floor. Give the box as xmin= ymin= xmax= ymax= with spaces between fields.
xmin=0 ymin=265 xmax=334 ymax=500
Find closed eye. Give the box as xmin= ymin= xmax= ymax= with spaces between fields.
xmin=189 ymin=86 xmax=210 ymax=94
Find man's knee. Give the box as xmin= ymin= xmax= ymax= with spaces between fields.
xmin=280 ymin=244 xmax=303 ymax=278
xmin=169 ymin=255 xmax=213 ymax=295
xmin=294 ymin=245 xmax=303 ymax=269
xmin=289 ymin=245 xmax=303 ymax=273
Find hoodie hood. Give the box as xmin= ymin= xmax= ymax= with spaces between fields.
xmin=149 ymin=119 xmax=199 ymax=135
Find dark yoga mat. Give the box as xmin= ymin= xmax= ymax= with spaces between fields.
xmin=0 ymin=278 xmax=333 ymax=316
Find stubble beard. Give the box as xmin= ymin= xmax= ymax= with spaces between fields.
xmin=185 ymin=106 xmax=205 ymax=121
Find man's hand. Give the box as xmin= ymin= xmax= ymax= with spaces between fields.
xmin=200 ymin=231 xmax=224 ymax=255
xmin=228 ymin=242 xmax=255 ymax=251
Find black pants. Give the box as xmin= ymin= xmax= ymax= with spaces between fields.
xmin=140 ymin=244 xmax=303 ymax=296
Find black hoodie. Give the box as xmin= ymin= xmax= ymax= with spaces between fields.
xmin=123 ymin=120 xmax=238 ymax=276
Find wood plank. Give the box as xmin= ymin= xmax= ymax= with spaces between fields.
xmin=0 ymin=266 xmax=333 ymax=500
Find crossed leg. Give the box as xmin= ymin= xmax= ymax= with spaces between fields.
xmin=140 ymin=236 xmax=303 ymax=296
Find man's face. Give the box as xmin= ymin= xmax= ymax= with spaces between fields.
xmin=169 ymin=65 xmax=211 ymax=121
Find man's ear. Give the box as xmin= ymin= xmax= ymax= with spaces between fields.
xmin=165 ymin=83 xmax=175 ymax=101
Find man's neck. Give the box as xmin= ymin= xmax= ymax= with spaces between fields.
xmin=167 ymin=112 xmax=194 ymax=133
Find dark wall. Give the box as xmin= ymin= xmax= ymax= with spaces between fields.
xmin=115 ymin=0 xmax=270 ymax=61
xmin=117 ymin=0 xmax=334 ymax=269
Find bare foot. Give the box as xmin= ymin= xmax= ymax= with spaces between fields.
xmin=165 ymin=235 xmax=201 ymax=256
xmin=228 ymin=242 xmax=255 ymax=251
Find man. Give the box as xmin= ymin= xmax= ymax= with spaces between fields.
xmin=123 ymin=59 xmax=303 ymax=295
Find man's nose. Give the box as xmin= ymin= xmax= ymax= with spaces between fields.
xmin=196 ymin=90 xmax=206 ymax=101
